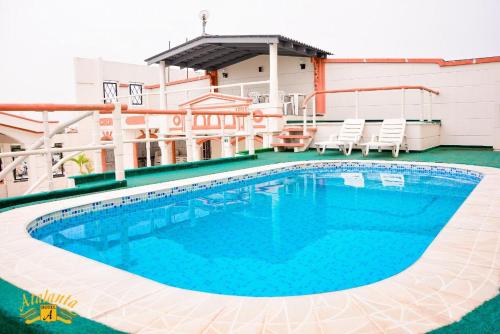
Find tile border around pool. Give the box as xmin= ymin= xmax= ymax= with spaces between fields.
xmin=0 ymin=160 xmax=498 ymax=334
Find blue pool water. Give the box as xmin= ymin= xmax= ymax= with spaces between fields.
xmin=32 ymin=167 xmax=479 ymax=296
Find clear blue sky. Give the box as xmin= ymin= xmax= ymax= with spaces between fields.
xmin=1 ymin=0 xmax=499 ymax=104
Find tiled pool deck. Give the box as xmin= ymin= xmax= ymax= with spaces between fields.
xmin=0 ymin=159 xmax=498 ymax=334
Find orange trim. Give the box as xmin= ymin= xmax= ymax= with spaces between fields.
xmin=302 ymin=85 xmax=439 ymax=109
xmin=144 ymin=75 xmax=210 ymax=89
xmin=207 ymin=70 xmax=218 ymax=93
xmin=136 ymin=130 xmax=158 ymax=139
xmin=119 ymin=83 xmax=130 ymax=88
xmin=190 ymin=103 xmax=251 ymax=110
xmin=324 ymin=56 xmax=500 ymax=67
xmin=196 ymin=136 xmax=221 ymax=145
xmin=171 ymin=141 xmax=176 ymax=164
xmin=230 ymin=135 xmax=263 ymax=145
xmin=0 ymin=111 xmax=58 ymax=124
xmin=101 ymin=131 xmax=113 ymax=141
xmin=133 ymin=143 xmax=139 ymax=168
xmin=0 ymin=123 xmax=42 ymax=134
xmin=101 ymin=149 xmax=107 ymax=172
xmin=126 ymin=116 xmax=145 ymax=125
xmin=312 ymin=57 xmax=326 ymax=114
xmin=179 ymin=93 xmax=252 ymax=107
xmin=0 ymin=103 xmax=126 ymax=111
xmin=99 ymin=118 xmax=113 ymax=126
xmin=101 ymin=109 xmax=185 ymax=115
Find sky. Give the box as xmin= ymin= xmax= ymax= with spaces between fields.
xmin=0 ymin=0 xmax=499 ymax=105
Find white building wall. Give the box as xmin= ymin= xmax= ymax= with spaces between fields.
xmin=324 ymin=62 xmax=500 ymax=147
xmin=217 ymin=55 xmax=314 ymax=97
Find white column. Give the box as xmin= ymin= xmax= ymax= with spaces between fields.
xmin=91 ymin=111 xmax=102 ymax=173
xmin=112 ymin=102 xmax=125 ymax=181
xmin=158 ymin=61 xmax=169 ymax=165
xmin=145 ymin=114 xmax=151 ymax=167
xmin=247 ymin=109 xmax=255 ymax=155
xmin=185 ymin=108 xmax=194 ymax=162
xmin=269 ymin=43 xmax=279 ymax=110
xmin=42 ymin=111 xmax=54 ymax=191
xmin=400 ymin=88 xmax=406 ymax=118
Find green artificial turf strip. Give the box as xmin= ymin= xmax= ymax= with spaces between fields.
xmin=428 ymin=293 xmax=500 ymax=334
xmin=0 ymin=280 xmax=124 ymax=334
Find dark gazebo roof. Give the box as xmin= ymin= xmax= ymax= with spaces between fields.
xmin=145 ymin=35 xmax=332 ymax=70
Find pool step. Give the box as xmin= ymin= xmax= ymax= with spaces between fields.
xmin=272 ymin=127 xmax=316 ymax=152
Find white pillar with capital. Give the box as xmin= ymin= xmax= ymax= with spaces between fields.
xmin=158 ymin=61 xmax=169 ymax=165
xmin=268 ymin=42 xmax=283 ymax=132
xmin=269 ymin=42 xmax=279 ymax=111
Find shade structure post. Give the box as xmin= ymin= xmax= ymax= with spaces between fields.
xmin=158 ymin=61 xmax=169 ymax=164
xmin=112 ymin=102 xmax=125 ymax=181
xmin=269 ymin=43 xmax=279 ymax=110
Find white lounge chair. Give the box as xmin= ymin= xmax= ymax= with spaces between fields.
xmin=315 ymin=119 xmax=365 ymax=156
xmin=361 ymin=119 xmax=409 ymax=158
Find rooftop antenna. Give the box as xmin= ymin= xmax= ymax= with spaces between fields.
xmin=199 ymin=10 xmax=209 ymax=35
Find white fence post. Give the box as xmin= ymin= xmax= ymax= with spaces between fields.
xmin=42 ymin=110 xmax=54 ymax=191
xmin=247 ymin=109 xmax=255 ymax=155
xmin=185 ymin=108 xmax=194 ymax=162
xmin=91 ymin=110 xmax=102 ymax=173
xmin=112 ymin=102 xmax=125 ymax=181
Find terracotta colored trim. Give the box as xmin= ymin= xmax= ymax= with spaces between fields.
xmin=324 ymin=56 xmax=500 ymax=67
xmin=119 ymin=83 xmax=130 ymax=88
xmin=302 ymin=85 xmax=439 ymax=108
xmin=144 ymin=75 xmax=210 ymax=89
xmin=0 ymin=103 xmax=125 ymax=112
xmin=230 ymin=135 xmax=263 ymax=145
xmin=196 ymin=136 xmax=221 ymax=145
xmin=0 ymin=111 xmax=58 ymax=124
xmin=207 ymin=70 xmax=218 ymax=93
xmin=179 ymin=93 xmax=252 ymax=107
xmin=136 ymin=130 xmax=158 ymax=139
xmin=190 ymin=103 xmax=251 ymax=110
xmin=312 ymin=57 xmax=326 ymax=114
xmin=100 ymin=149 xmax=107 ymax=172
xmin=126 ymin=116 xmax=145 ymax=125
xmin=101 ymin=109 xmax=186 ymax=115
xmin=171 ymin=141 xmax=176 ymax=164
xmin=0 ymin=123 xmax=42 ymax=134
xmin=99 ymin=118 xmax=113 ymax=126
xmin=133 ymin=143 xmax=138 ymax=169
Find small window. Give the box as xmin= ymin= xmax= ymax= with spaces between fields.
xmin=103 ymin=81 xmax=118 ymax=104
xmin=52 ymin=143 xmax=65 ymax=178
xmin=129 ymin=83 xmax=143 ymax=105
xmin=11 ymin=145 xmax=28 ymax=182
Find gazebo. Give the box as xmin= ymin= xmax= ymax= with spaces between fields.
xmin=145 ymin=35 xmax=332 ymax=114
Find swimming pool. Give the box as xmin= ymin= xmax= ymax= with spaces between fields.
xmin=29 ymin=162 xmax=481 ymax=297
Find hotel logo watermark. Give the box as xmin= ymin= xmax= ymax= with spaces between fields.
xmin=19 ymin=289 xmax=78 ymax=325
